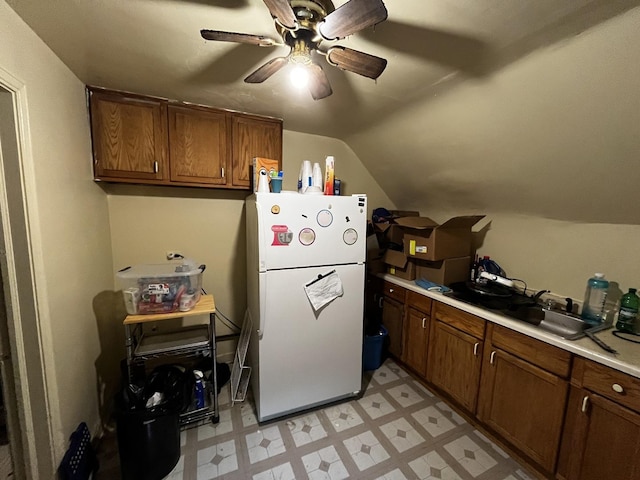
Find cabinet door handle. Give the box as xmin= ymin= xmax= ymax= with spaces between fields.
xmin=612 ymin=383 xmax=624 ymax=394
xmin=490 ymin=350 xmax=496 ymax=364
xmin=473 ymin=342 xmax=480 ymax=356
xmin=153 ymin=161 xmax=158 ymax=173
xmin=221 ymin=167 xmax=225 ymax=178
xmin=581 ymin=395 xmax=589 ymax=413
xmin=422 ymin=317 xmax=427 ymax=329
xmin=378 ymin=297 xmax=384 ymax=308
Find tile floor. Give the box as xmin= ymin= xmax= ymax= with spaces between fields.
xmin=97 ymin=359 xmax=537 ymax=479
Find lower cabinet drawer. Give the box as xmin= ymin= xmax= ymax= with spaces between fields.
xmin=575 ymin=357 xmax=640 ymax=414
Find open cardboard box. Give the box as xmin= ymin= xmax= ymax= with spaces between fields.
xmin=396 ymin=215 xmax=485 ymax=261
xmin=373 ymin=210 xmax=419 ymax=249
xmin=415 ymin=256 xmax=471 ymax=286
xmin=383 ymin=249 xmax=416 ymax=281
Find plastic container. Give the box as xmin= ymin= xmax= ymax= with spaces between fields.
xmin=363 ymin=325 xmax=388 ymax=371
xmin=616 ymin=288 xmax=639 ymax=333
xmin=193 ymin=370 xmax=205 ymax=409
xmin=581 ymin=273 xmax=609 ymax=325
xmin=117 ymin=260 xmax=205 ymax=315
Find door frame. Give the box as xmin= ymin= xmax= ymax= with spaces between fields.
xmin=0 ymin=67 xmax=56 ymax=478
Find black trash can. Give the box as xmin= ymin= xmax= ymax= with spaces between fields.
xmin=115 ymin=365 xmax=190 ymax=480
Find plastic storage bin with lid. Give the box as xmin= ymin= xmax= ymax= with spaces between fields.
xmin=117 ymin=260 xmax=205 ymax=315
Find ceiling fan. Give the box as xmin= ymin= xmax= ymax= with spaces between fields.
xmin=200 ymin=0 xmax=388 ymax=100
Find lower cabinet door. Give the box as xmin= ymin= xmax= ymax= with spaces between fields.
xmin=477 ymin=348 xmax=568 ymax=474
xmin=404 ymin=307 xmax=429 ymax=378
xmin=558 ymin=387 xmax=640 ymax=480
xmin=382 ymin=297 xmax=404 ymax=359
xmin=427 ymin=320 xmax=482 ymax=413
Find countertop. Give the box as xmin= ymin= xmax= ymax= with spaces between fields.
xmin=380 ymin=274 xmax=640 ymax=379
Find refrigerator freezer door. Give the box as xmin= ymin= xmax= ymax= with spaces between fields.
xmin=253 ymin=263 xmax=364 ymax=422
xmin=249 ymin=193 xmax=367 ymax=271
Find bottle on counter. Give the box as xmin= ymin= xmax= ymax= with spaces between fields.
xmin=616 ymin=288 xmax=639 ymax=333
xmin=581 ymin=273 xmax=609 ymax=325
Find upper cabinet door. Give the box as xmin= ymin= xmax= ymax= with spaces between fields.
xmin=90 ymin=89 xmax=169 ymax=182
xmin=231 ymin=114 xmax=283 ymax=188
xmin=168 ymin=105 xmax=228 ymax=185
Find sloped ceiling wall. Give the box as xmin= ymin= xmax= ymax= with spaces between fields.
xmin=346 ymin=6 xmax=640 ymax=225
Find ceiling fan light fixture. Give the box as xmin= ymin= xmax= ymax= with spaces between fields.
xmin=290 ymin=39 xmax=313 ymax=65
xmin=290 ymin=65 xmax=309 ymax=88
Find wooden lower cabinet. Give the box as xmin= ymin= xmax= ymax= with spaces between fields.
xmin=477 ymin=324 xmax=570 ymax=475
xmin=427 ymin=303 xmax=484 ymax=413
xmin=404 ymin=307 xmax=430 ymax=377
xmin=557 ymin=357 xmax=640 ymax=480
xmin=381 ymin=281 xmax=406 ymax=359
xmin=382 ymin=297 xmax=404 ymax=359
xmin=403 ymin=291 xmax=432 ymax=378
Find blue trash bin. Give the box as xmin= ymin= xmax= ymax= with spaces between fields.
xmin=363 ymin=325 xmax=388 ymax=371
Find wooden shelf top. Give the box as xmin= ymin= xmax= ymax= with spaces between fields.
xmin=123 ymin=294 xmax=215 ymax=325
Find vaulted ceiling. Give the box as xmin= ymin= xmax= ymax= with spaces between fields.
xmin=7 ymin=0 xmax=640 ymax=223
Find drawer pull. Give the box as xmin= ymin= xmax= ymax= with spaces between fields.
xmin=473 ymin=342 xmax=480 ymax=356
xmin=581 ymin=395 xmax=589 ymax=413
xmin=389 ymin=288 xmax=394 ymax=293
xmin=490 ymin=350 xmax=496 ymax=364
xmin=422 ymin=317 xmax=427 ymax=329
xmin=612 ymin=383 xmax=625 ymax=394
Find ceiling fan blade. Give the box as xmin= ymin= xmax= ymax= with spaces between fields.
xmin=326 ymin=46 xmax=387 ymax=79
xmin=244 ymin=56 xmax=289 ymax=83
xmin=201 ymin=30 xmax=277 ymax=47
xmin=319 ymin=0 xmax=388 ymax=40
xmin=262 ymin=0 xmax=297 ymax=30
xmin=307 ymin=63 xmax=332 ymax=100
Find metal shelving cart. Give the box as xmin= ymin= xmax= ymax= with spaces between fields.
xmin=123 ymin=294 xmax=219 ymax=425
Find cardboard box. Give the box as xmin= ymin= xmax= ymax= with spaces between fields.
xmin=374 ymin=223 xmax=406 ymax=249
xmin=415 ymin=256 xmax=471 ymax=286
xmin=383 ymin=249 xmax=416 ymax=281
xmin=396 ymin=215 xmax=485 ymax=261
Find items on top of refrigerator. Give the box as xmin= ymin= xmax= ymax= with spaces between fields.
xmin=117 ymin=260 xmax=205 ymax=315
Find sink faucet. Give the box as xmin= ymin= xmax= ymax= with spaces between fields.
xmin=532 ymin=289 xmax=549 ymax=303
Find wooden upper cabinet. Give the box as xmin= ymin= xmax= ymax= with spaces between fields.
xmin=231 ymin=114 xmax=283 ymax=188
xmin=90 ymin=89 xmax=168 ymax=182
xmin=168 ymin=105 xmax=228 ymax=185
xmin=88 ymin=87 xmax=283 ymax=189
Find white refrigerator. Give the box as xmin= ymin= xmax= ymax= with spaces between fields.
xmin=246 ymin=192 xmax=367 ymax=422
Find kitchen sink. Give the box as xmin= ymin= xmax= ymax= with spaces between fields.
xmin=500 ymin=307 xmax=608 ymax=340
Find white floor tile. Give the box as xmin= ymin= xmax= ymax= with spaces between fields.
xmin=246 ymin=426 xmax=286 ymax=464
xmin=412 ymin=405 xmax=456 ymax=438
xmin=343 ymin=430 xmax=390 ymax=471
xmin=358 ymin=392 xmax=396 ymax=420
xmin=379 ymin=417 xmax=426 ymax=453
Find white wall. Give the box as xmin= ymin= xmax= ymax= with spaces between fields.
xmin=0 ymin=0 xmax=114 ymax=470
xmin=107 ymin=130 xmax=393 ymax=360
xmin=347 ymin=7 xmax=640 ymax=301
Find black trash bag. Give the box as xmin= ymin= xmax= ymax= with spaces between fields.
xmin=143 ymin=364 xmax=191 ymax=413
xmin=115 ymin=364 xmax=189 ymax=480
